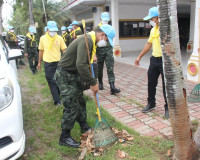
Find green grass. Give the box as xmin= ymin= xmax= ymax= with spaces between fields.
xmin=18 ymin=63 xmax=174 ymax=160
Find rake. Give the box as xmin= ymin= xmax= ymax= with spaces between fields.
xmin=82 ymin=19 xmax=118 ymax=147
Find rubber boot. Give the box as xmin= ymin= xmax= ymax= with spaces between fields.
xmin=98 ymin=79 xmax=104 ymax=90
xmin=164 ymin=104 xmax=169 ymax=119
xmin=110 ymin=82 xmax=121 ymax=95
xmin=59 ymin=129 xmax=80 ymax=148
xmin=79 ymin=122 xmax=92 ymax=134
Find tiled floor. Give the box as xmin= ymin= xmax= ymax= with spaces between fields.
xmin=84 ymin=52 xmax=199 ymax=138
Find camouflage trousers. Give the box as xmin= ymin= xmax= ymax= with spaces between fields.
xmin=28 ymin=51 xmax=38 ymax=72
xmin=54 ymin=67 xmax=87 ymax=130
xmin=96 ymin=46 xmax=115 ymax=83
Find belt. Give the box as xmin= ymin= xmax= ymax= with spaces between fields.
xmin=152 ymin=56 xmax=162 ymax=59
xmin=58 ymin=67 xmax=78 ymax=74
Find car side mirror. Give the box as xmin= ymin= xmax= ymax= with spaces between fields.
xmin=8 ymin=49 xmax=23 ymax=61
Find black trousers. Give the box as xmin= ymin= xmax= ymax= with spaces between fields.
xmin=147 ymin=56 xmax=168 ymax=107
xmin=44 ymin=61 xmax=60 ymax=105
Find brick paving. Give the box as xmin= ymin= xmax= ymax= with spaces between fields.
xmin=84 ymin=60 xmax=200 ymax=138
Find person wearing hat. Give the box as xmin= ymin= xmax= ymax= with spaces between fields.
xmin=6 ymin=26 xmax=22 ymax=69
xmin=96 ymin=12 xmax=121 ymax=95
xmin=61 ymin=26 xmax=72 ymax=47
xmin=24 ymin=27 xmax=38 ymax=74
xmin=6 ymin=26 xmax=18 ymax=49
xmin=71 ymin=21 xmax=83 ymax=40
xmin=135 ymin=7 xmax=169 ymax=119
xmin=38 ymin=21 xmax=67 ymax=106
xmin=54 ymin=24 xmax=115 ymax=148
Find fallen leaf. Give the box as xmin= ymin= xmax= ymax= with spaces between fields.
xmin=118 ymin=150 xmax=127 ymax=158
xmin=127 ymin=137 xmax=134 ymax=141
xmin=167 ymin=150 xmax=171 ymax=156
xmin=94 ymin=152 xmax=101 ymax=157
xmin=78 ymin=147 xmax=87 ymax=160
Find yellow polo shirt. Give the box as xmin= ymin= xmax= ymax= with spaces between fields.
xmin=148 ymin=25 xmax=162 ymax=57
xmin=38 ymin=33 xmax=67 ymax=62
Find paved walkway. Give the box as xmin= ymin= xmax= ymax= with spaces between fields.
xmin=84 ymin=53 xmax=200 ymax=138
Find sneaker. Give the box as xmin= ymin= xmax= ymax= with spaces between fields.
xmin=142 ymin=104 xmax=156 ymax=113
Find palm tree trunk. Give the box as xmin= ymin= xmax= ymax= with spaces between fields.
xmin=157 ymin=0 xmax=199 ymax=159
xmin=29 ymin=0 xmax=34 ymax=25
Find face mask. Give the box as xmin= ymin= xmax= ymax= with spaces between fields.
xmin=62 ymin=31 xmax=66 ymax=34
xmin=97 ymin=39 xmax=107 ymax=47
xmin=68 ymin=29 xmax=72 ymax=32
xmin=102 ymin=20 xmax=108 ymax=25
xmin=30 ymin=32 xmax=34 ymax=35
xmin=150 ymin=20 xmax=156 ymax=27
xmin=10 ymin=30 xmax=14 ymax=33
xmin=49 ymin=32 xmax=56 ymax=37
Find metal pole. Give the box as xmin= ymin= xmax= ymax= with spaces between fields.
xmin=42 ymin=0 xmax=47 ymax=23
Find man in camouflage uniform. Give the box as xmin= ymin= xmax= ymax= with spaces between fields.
xmin=61 ymin=26 xmax=72 ymax=47
xmin=96 ymin=12 xmax=121 ymax=95
xmin=6 ymin=26 xmax=21 ymax=68
xmin=54 ymin=24 xmax=115 ymax=148
xmin=24 ymin=27 xmax=38 ymax=74
xmin=70 ymin=21 xmax=83 ymax=41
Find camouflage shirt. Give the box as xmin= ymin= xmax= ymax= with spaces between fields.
xmin=58 ymin=34 xmax=96 ymax=86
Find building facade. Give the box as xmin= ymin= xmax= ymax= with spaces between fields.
xmin=65 ymin=0 xmax=193 ymax=55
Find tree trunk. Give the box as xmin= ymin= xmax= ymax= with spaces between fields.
xmin=29 ymin=0 xmax=34 ymax=25
xmin=157 ymin=0 xmax=199 ymax=159
xmin=0 ymin=1 xmax=3 ymax=34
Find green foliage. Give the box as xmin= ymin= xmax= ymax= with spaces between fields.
xmin=9 ymin=0 xmax=70 ymax=38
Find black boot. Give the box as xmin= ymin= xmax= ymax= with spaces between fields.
xmin=109 ymin=82 xmax=121 ymax=95
xmin=18 ymin=59 xmax=26 ymax=66
xmin=142 ymin=104 xmax=156 ymax=113
xmin=164 ymin=104 xmax=169 ymax=119
xmin=79 ymin=122 xmax=92 ymax=134
xmin=59 ymin=129 xmax=80 ymax=148
xmin=98 ymin=79 xmax=104 ymax=90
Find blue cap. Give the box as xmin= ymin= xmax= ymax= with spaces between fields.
xmin=67 ymin=26 xmax=73 ymax=29
xmin=8 ymin=26 xmax=14 ymax=30
xmin=100 ymin=24 xmax=115 ymax=47
xmin=44 ymin=26 xmax=47 ymax=32
xmin=143 ymin=7 xmax=158 ymax=20
xmin=71 ymin=21 xmax=79 ymax=25
xmin=101 ymin=12 xmax=110 ymax=21
xmin=28 ymin=27 xmax=34 ymax=33
xmin=47 ymin=21 xmax=58 ymax=32
xmin=61 ymin=26 xmax=67 ymax=31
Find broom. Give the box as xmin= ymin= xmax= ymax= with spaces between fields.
xmin=82 ymin=19 xmax=117 ymax=147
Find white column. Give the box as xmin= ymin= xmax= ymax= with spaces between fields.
xmin=187 ymin=0 xmax=196 ymax=52
xmin=187 ymin=0 xmax=200 ymax=82
xmin=93 ymin=7 xmax=103 ymax=27
xmin=111 ymin=0 xmax=121 ymax=58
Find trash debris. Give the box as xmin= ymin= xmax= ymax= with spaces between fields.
xmin=79 ymin=128 xmax=134 ymax=159
xmin=117 ymin=150 xmax=128 ymax=158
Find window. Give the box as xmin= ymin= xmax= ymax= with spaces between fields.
xmin=119 ymin=20 xmax=152 ymax=38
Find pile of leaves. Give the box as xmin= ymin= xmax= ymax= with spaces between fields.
xmin=78 ymin=127 xmax=135 ymax=160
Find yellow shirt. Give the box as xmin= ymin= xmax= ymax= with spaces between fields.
xmin=148 ymin=26 xmax=162 ymax=57
xmin=88 ymin=31 xmax=97 ymax=63
xmin=38 ymin=33 xmax=67 ymax=63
